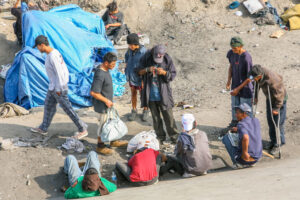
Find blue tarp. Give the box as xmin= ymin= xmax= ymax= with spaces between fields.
xmin=4 ymin=4 xmax=126 ymax=109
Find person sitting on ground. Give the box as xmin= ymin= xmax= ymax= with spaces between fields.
xmin=11 ymin=0 xmax=39 ymax=45
xmin=226 ymin=37 xmax=253 ymax=128
xmin=138 ymin=45 xmax=179 ymax=143
xmin=90 ymin=52 xmax=128 ymax=155
xmin=115 ymin=146 xmax=166 ymax=186
xmin=102 ymin=1 xmax=125 ymax=45
xmin=63 ymin=151 xmax=117 ymax=199
xmin=160 ymin=114 xmax=212 ymax=178
xmin=125 ymin=33 xmax=149 ymax=121
xmin=222 ymin=103 xmax=263 ymax=169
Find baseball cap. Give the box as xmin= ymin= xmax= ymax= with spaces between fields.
xmin=235 ymin=103 xmax=252 ymax=113
xmin=33 ymin=35 xmax=49 ymax=48
xmin=153 ymin=45 xmax=166 ymax=64
xmin=181 ymin=114 xmax=195 ymax=132
xmin=230 ymin=36 xmax=244 ymax=47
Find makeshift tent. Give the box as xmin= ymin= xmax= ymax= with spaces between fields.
xmin=281 ymin=4 xmax=300 ymax=30
xmin=4 ymin=4 xmax=126 ymax=109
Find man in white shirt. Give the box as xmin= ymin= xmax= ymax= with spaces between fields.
xmin=30 ymin=35 xmax=88 ymax=139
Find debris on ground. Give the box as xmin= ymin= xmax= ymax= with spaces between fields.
xmin=61 ymin=137 xmax=85 ymax=153
xmin=0 ymin=102 xmax=29 ymax=118
xmin=270 ymin=29 xmax=285 ymax=38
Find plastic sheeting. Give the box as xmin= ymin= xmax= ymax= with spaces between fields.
xmin=4 ymin=4 xmax=126 ymax=109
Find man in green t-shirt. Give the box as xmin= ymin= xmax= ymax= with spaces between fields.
xmin=63 ymin=151 xmax=117 ymax=199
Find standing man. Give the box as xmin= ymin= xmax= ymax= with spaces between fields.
xmin=102 ymin=1 xmax=125 ymax=45
xmin=138 ymin=45 xmax=179 ymax=143
xmin=248 ymin=65 xmax=287 ymax=155
xmin=226 ymin=37 xmax=253 ymax=128
xmin=222 ymin=103 xmax=263 ymax=168
xmin=11 ymin=0 xmax=39 ymax=45
xmin=90 ymin=52 xmax=128 ymax=155
xmin=125 ymin=33 xmax=149 ymax=121
xmin=30 ymin=35 xmax=88 ymax=138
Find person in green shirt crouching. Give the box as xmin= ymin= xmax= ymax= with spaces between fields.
xmin=63 ymin=151 xmax=117 ymax=199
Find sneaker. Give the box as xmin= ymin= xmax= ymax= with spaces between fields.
xmin=128 ymin=109 xmax=137 ymax=121
xmin=142 ymin=110 xmax=150 ymax=122
xmin=30 ymin=127 xmax=48 ymax=136
xmin=96 ymin=147 xmax=114 ymax=155
xmin=270 ymin=145 xmax=280 ymax=155
xmin=182 ymin=172 xmax=196 ymax=178
xmin=73 ymin=130 xmax=88 ymax=140
xmin=110 ymin=140 xmax=128 ymax=148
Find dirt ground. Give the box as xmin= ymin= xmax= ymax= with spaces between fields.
xmin=1 ymin=0 xmax=300 ymax=199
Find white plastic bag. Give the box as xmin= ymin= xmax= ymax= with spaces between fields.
xmin=127 ymin=130 xmax=159 ymax=152
xmin=101 ymin=108 xmax=128 ymax=142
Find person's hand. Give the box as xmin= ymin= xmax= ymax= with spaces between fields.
xmin=230 ymin=88 xmax=239 ymax=96
xmin=241 ymin=152 xmax=251 ymax=161
xmin=231 ymin=127 xmax=238 ymax=133
xmin=105 ymin=99 xmax=113 ymax=108
xmin=105 ymin=25 xmax=110 ymax=29
xmin=148 ymin=66 xmax=155 ymax=73
xmin=273 ymin=110 xmax=279 ymax=115
xmin=253 ymin=98 xmax=258 ymax=105
xmin=157 ymin=68 xmax=167 ymax=76
xmin=56 ymin=92 xmax=61 ymax=96
xmin=226 ymin=81 xmax=231 ymax=90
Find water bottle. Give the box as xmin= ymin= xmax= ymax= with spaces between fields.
xmin=111 ymin=171 xmax=117 ymax=187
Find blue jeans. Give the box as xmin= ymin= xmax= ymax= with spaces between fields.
xmin=266 ymin=100 xmax=287 ymax=146
xmin=222 ymin=134 xmax=238 ymax=164
xmin=231 ymin=96 xmax=252 ymax=121
xmin=222 ymin=135 xmax=257 ymax=165
xmin=64 ymin=151 xmax=101 ymax=185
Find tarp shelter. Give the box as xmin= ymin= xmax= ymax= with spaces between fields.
xmin=281 ymin=4 xmax=300 ymax=30
xmin=4 ymin=4 xmax=126 ymax=109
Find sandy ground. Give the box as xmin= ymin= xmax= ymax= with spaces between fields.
xmin=1 ymin=0 xmax=300 ymax=199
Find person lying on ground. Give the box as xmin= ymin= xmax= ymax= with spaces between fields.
xmin=90 ymin=52 xmax=128 ymax=155
xmin=222 ymin=103 xmax=263 ymax=169
xmin=102 ymin=1 xmax=125 ymax=45
xmin=115 ymin=147 xmax=167 ymax=186
xmin=138 ymin=45 xmax=179 ymax=143
xmin=125 ymin=33 xmax=149 ymax=122
xmin=30 ymin=35 xmax=88 ymax=138
xmin=160 ymin=114 xmax=212 ymax=178
xmin=63 ymin=151 xmax=117 ymax=199
xmin=226 ymin=37 xmax=253 ymax=128
xmin=11 ymin=0 xmax=39 ymax=45
xmin=247 ymin=64 xmax=287 ymax=155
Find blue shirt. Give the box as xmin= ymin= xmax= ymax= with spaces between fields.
xmin=149 ymin=68 xmax=161 ymax=101
xmin=125 ymin=46 xmax=146 ymax=86
xmin=237 ymin=116 xmax=262 ymax=161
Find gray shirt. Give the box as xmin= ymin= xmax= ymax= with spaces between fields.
xmin=91 ymin=68 xmax=113 ymax=113
xmin=176 ymin=129 xmax=212 ymax=174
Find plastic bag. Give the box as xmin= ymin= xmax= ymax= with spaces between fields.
xmin=127 ymin=130 xmax=160 ymax=153
xmin=101 ymin=108 xmax=128 ymax=142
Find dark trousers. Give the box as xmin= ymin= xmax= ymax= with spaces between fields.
xmin=160 ymin=155 xmax=184 ymax=176
xmin=106 ymin=25 xmax=126 ymax=43
xmin=266 ymin=100 xmax=287 ymax=146
xmin=115 ymin=155 xmax=161 ymax=186
xmin=148 ymin=101 xmax=178 ymax=140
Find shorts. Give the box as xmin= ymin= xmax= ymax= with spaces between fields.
xmin=129 ymin=83 xmax=142 ymax=91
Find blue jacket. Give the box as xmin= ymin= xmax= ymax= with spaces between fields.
xmin=125 ymin=46 xmax=146 ymax=86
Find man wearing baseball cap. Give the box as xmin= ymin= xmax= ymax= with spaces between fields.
xmin=138 ymin=45 xmax=178 ymax=143
xmin=222 ymin=103 xmax=262 ymax=169
xmin=30 ymin=35 xmax=88 ymax=139
xmin=160 ymin=114 xmax=212 ymax=178
xmin=226 ymin=37 xmax=253 ymax=129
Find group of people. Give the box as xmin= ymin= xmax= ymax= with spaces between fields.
xmin=10 ymin=0 xmax=287 ymax=199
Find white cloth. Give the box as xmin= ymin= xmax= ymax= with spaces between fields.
xmin=181 ymin=114 xmax=195 ymax=132
xmin=45 ymin=49 xmax=69 ymax=92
